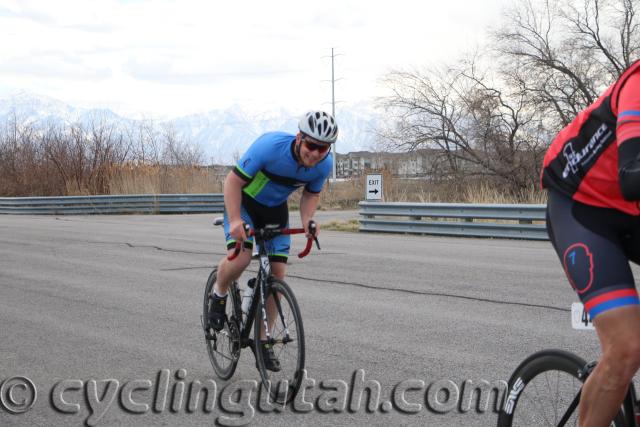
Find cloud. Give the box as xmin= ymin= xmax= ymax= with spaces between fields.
xmin=0 ymin=0 xmax=510 ymax=117
xmin=0 ymin=5 xmax=18 ymax=18
xmin=123 ymin=55 xmax=312 ymax=85
xmin=0 ymin=55 xmax=112 ymax=80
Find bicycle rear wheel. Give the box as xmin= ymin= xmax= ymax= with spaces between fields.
xmin=203 ymin=268 xmax=241 ymax=380
xmin=497 ymin=349 xmax=626 ymax=426
xmin=254 ymin=277 xmax=305 ymax=404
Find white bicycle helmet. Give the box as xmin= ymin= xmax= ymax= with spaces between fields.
xmin=298 ymin=111 xmax=339 ymax=144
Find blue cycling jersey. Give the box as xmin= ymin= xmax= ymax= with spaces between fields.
xmin=233 ymin=131 xmax=333 ymax=207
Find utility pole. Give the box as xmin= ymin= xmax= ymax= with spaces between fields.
xmin=331 ymin=47 xmax=337 ymax=180
xmin=322 ymin=47 xmax=342 ymax=181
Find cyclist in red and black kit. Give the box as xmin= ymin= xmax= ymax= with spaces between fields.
xmin=542 ymin=60 xmax=640 ymax=426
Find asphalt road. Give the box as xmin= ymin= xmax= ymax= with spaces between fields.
xmin=0 ymin=212 xmax=634 ymax=426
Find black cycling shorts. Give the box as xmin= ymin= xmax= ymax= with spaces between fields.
xmin=223 ymin=193 xmax=290 ymax=263
xmin=546 ymin=189 xmax=640 ymax=318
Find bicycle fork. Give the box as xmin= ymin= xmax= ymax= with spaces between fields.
xmin=257 ymin=279 xmax=292 ymax=345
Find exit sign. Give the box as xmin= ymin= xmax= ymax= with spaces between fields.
xmin=366 ymin=174 xmax=382 ymax=200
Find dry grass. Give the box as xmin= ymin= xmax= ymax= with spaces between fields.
xmin=322 ymin=219 xmax=360 ymax=232
xmin=463 ymin=181 xmax=547 ymax=204
xmin=316 ymin=175 xmax=547 ymax=207
xmin=108 ymin=164 xmax=225 ymax=195
xmin=106 ymin=165 xmax=546 ymax=205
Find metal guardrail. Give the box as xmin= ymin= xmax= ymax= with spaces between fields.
xmin=359 ymin=201 xmax=548 ymax=240
xmin=0 ymin=195 xmax=547 ymax=240
xmin=0 ymin=194 xmax=224 ymax=215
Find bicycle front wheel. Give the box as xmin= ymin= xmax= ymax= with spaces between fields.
xmin=203 ymin=268 xmax=241 ymax=380
xmin=497 ymin=349 xmax=626 ymax=426
xmin=254 ymin=277 xmax=305 ymax=404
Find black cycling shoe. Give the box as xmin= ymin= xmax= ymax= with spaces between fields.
xmin=208 ymin=293 xmax=227 ymax=332
xmin=260 ymin=341 xmax=281 ymax=372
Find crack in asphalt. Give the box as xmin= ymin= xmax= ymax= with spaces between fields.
xmin=88 ymin=240 xmax=216 ymax=255
xmin=86 ymin=241 xmax=569 ymax=313
xmin=163 ymin=265 xmax=569 ymax=313
xmin=285 ymin=273 xmax=570 ymax=313
xmin=88 ymin=240 xmax=336 ymax=257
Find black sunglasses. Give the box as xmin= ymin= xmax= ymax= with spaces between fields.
xmin=303 ymin=139 xmax=331 ymax=153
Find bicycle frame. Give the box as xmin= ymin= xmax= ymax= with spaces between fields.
xmin=623 ymin=385 xmax=638 ymax=426
xmin=235 ymin=243 xmax=271 ymax=350
xmin=556 ymin=361 xmax=639 ymax=426
xmin=228 ymin=223 xmax=316 ymax=351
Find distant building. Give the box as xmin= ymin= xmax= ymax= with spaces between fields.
xmin=213 ymin=149 xmax=473 ymax=180
xmin=335 ymin=149 xmax=444 ymax=178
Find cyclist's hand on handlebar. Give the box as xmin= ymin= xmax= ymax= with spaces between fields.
xmin=227 ymin=221 xmax=251 ymax=261
xmin=306 ymin=220 xmax=321 ymax=250
xmin=304 ymin=220 xmax=319 ymax=239
xmin=229 ymin=219 xmax=248 ymax=243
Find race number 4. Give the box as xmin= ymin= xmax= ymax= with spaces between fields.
xmin=571 ymin=302 xmax=594 ymax=330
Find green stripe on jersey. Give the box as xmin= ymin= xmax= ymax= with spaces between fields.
xmin=243 ymin=171 xmax=270 ymax=198
xmin=235 ymin=165 xmax=252 ymax=180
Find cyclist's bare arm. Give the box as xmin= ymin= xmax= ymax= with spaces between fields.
xmin=617 ymin=72 xmax=640 ymax=200
xmin=223 ymin=171 xmax=247 ymax=243
xmin=299 ymin=190 xmax=320 ymax=238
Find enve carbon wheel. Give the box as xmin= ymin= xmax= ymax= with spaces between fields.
xmin=497 ymin=349 xmax=626 ymax=427
xmin=203 ymin=268 xmax=240 ymax=380
xmin=254 ymin=277 xmax=305 ymax=404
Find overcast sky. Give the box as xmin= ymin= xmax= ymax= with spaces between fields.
xmin=0 ymin=0 xmax=510 ymax=119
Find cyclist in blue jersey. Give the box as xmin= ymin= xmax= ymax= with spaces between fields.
xmin=207 ymin=111 xmax=338 ymax=371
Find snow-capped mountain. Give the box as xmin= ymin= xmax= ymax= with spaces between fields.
xmin=0 ymin=92 xmax=123 ymax=126
xmin=0 ymin=92 xmax=381 ymax=164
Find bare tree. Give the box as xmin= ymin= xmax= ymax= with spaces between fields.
xmin=36 ymin=119 xmax=159 ymax=195
xmin=494 ymin=0 xmax=639 ymax=126
xmin=0 ymin=114 xmax=209 ymax=196
xmin=0 ymin=112 xmax=51 ymax=196
xmin=378 ymin=58 xmax=550 ymax=195
xmin=378 ymin=0 xmax=639 ymax=197
xmin=160 ymin=124 xmax=203 ymax=166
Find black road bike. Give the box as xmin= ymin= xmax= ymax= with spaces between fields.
xmin=202 ymin=219 xmax=319 ymax=404
xmin=499 ymin=348 xmax=638 ymax=425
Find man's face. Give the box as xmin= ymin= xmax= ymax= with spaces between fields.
xmin=298 ymin=133 xmax=331 ymax=167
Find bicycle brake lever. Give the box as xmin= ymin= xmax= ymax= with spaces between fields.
xmin=228 ymin=223 xmax=251 ymax=260
xmin=307 ymin=220 xmax=320 ymax=250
